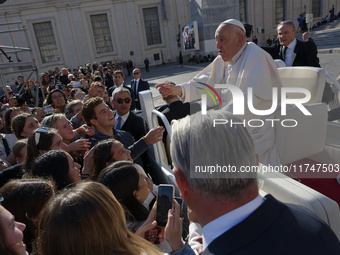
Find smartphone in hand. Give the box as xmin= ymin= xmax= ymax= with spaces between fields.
xmin=156 ymin=184 xmax=174 ymax=227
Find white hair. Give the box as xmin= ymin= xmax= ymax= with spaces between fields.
xmin=170 ymin=110 xmax=257 ymax=200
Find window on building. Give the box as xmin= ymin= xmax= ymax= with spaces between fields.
xmin=312 ymin=0 xmax=322 ymax=18
xmin=143 ymin=7 xmax=162 ymax=46
xmin=153 ymin=53 xmax=160 ymax=61
xmin=239 ymin=0 xmax=247 ymax=23
xmin=33 ymin=22 xmax=60 ymax=63
xmin=275 ymin=0 xmax=285 ymax=24
xmin=90 ymin=14 xmax=114 ymax=54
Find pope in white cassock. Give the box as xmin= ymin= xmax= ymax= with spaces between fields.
xmin=156 ymin=19 xmax=282 ymax=166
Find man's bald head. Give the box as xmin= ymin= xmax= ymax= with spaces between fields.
xmin=302 ymin=32 xmax=310 ymax=41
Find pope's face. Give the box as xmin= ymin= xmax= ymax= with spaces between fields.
xmin=215 ymin=24 xmax=244 ymax=62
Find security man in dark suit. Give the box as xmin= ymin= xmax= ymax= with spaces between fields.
xmin=112 ymin=86 xmax=164 ymax=169
xmin=112 ymin=86 xmax=146 ymax=141
xmin=130 ymin=68 xmax=150 ymax=110
xmin=262 ymin=20 xmax=320 ymax=67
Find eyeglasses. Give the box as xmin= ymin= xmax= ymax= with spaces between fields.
xmin=51 ymin=94 xmax=64 ymax=100
xmin=115 ymin=98 xmax=131 ymax=104
xmin=35 ymin=127 xmax=50 ymax=145
xmin=133 ymin=72 xmax=140 ymax=75
xmin=8 ymin=92 xmax=14 ymax=95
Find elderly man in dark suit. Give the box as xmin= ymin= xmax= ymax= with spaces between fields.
xmin=262 ymin=20 xmax=320 ymax=67
xmin=171 ymin=110 xmax=340 ymax=255
xmin=130 ymin=68 xmax=150 ymax=110
xmin=112 ymin=86 xmax=164 ymax=168
xmin=112 ymin=86 xmax=146 ymax=141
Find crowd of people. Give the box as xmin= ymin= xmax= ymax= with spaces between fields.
xmin=0 ymin=17 xmax=340 ymax=255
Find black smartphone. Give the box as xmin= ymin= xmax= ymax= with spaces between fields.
xmin=156 ymin=184 xmax=174 ymax=227
xmin=174 ymin=197 xmax=183 ymax=217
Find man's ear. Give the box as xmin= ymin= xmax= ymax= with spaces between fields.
xmin=173 ymin=168 xmax=189 ymax=199
xmin=90 ymin=118 xmax=97 ymax=127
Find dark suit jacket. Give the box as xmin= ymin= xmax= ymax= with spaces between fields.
xmin=103 ymin=73 xmax=113 ymax=88
xmin=160 ymin=101 xmax=201 ymax=125
xmin=131 ymin=78 xmax=150 ymax=110
xmin=262 ymin=39 xmax=320 ymax=67
xmin=203 ymin=194 xmax=340 ymax=255
xmin=119 ymin=111 xmax=146 ymax=141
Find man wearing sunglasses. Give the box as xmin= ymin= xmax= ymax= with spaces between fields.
xmin=112 ymin=87 xmax=146 ymax=141
xmin=130 ymin=68 xmax=150 ymax=110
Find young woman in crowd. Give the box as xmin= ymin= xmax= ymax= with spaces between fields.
xmin=11 ymin=113 xmax=40 ymax=139
xmin=0 ymin=179 xmax=55 ymax=253
xmin=0 ymin=203 xmax=28 ymax=255
xmin=36 ymin=181 xmax=191 ymax=255
xmin=4 ymin=107 xmax=23 ymax=134
xmin=32 ymin=150 xmax=81 ymax=190
xmin=41 ymin=114 xmax=91 ymax=154
xmin=44 ymin=89 xmax=68 ymax=113
xmin=59 ymin=68 xmax=69 ymax=87
xmin=0 ymin=107 xmax=7 ymax=133
xmin=87 ymin=139 xmax=156 ymax=205
xmin=88 ymin=138 xmax=133 ymax=180
xmin=41 ymin=114 xmax=92 ymax=166
xmin=98 ymin=161 xmax=151 ymax=233
xmin=0 ymin=112 xmax=18 ymax=166
xmin=12 ymin=139 xmax=27 ymax=164
xmin=24 ymin=128 xmax=67 ymax=173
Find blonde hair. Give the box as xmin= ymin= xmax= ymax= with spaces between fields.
xmin=37 ymin=181 xmax=162 ymax=255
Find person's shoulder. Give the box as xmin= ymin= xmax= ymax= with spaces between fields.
xmin=296 ymin=38 xmax=310 ymax=47
xmin=3 ymin=133 xmax=18 ymax=144
xmin=123 ymin=85 xmax=133 ymax=91
xmin=246 ymin=42 xmax=275 ymax=59
xmin=115 ymin=129 xmax=132 ymax=138
xmin=265 ymin=194 xmax=338 ymax=238
xmin=126 ymin=111 xmax=143 ymax=124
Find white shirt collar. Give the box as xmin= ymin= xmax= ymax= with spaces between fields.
xmin=202 ymin=194 xmax=264 ymax=250
xmin=115 ymin=111 xmax=130 ymax=123
xmin=287 ymin=38 xmax=297 ymax=50
xmin=284 ymin=39 xmax=297 ymax=66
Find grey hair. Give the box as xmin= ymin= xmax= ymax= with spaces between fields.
xmin=112 ymin=87 xmax=131 ymax=100
xmin=277 ymin=20 xmax=296 ymax=32
xmin=170 ymin=110 xmax=257 ymax=201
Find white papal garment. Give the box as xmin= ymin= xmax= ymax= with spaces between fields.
xmin=180 ymin=42 xmax=282 ymax=165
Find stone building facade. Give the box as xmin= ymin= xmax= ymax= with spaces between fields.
xmin=0 ymin=0 xmax=190 ymax=81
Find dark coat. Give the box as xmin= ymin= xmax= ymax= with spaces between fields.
xmin=203 ymin=194 xmax=340 ymax=255
xmin=262 ymin=39 xmax=320 ymax=67
xmin=131 ymin=79 xmax=150 ymax=110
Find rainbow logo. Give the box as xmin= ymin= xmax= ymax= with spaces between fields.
xmin=196 ymin=82 xmax=223 ymax=106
